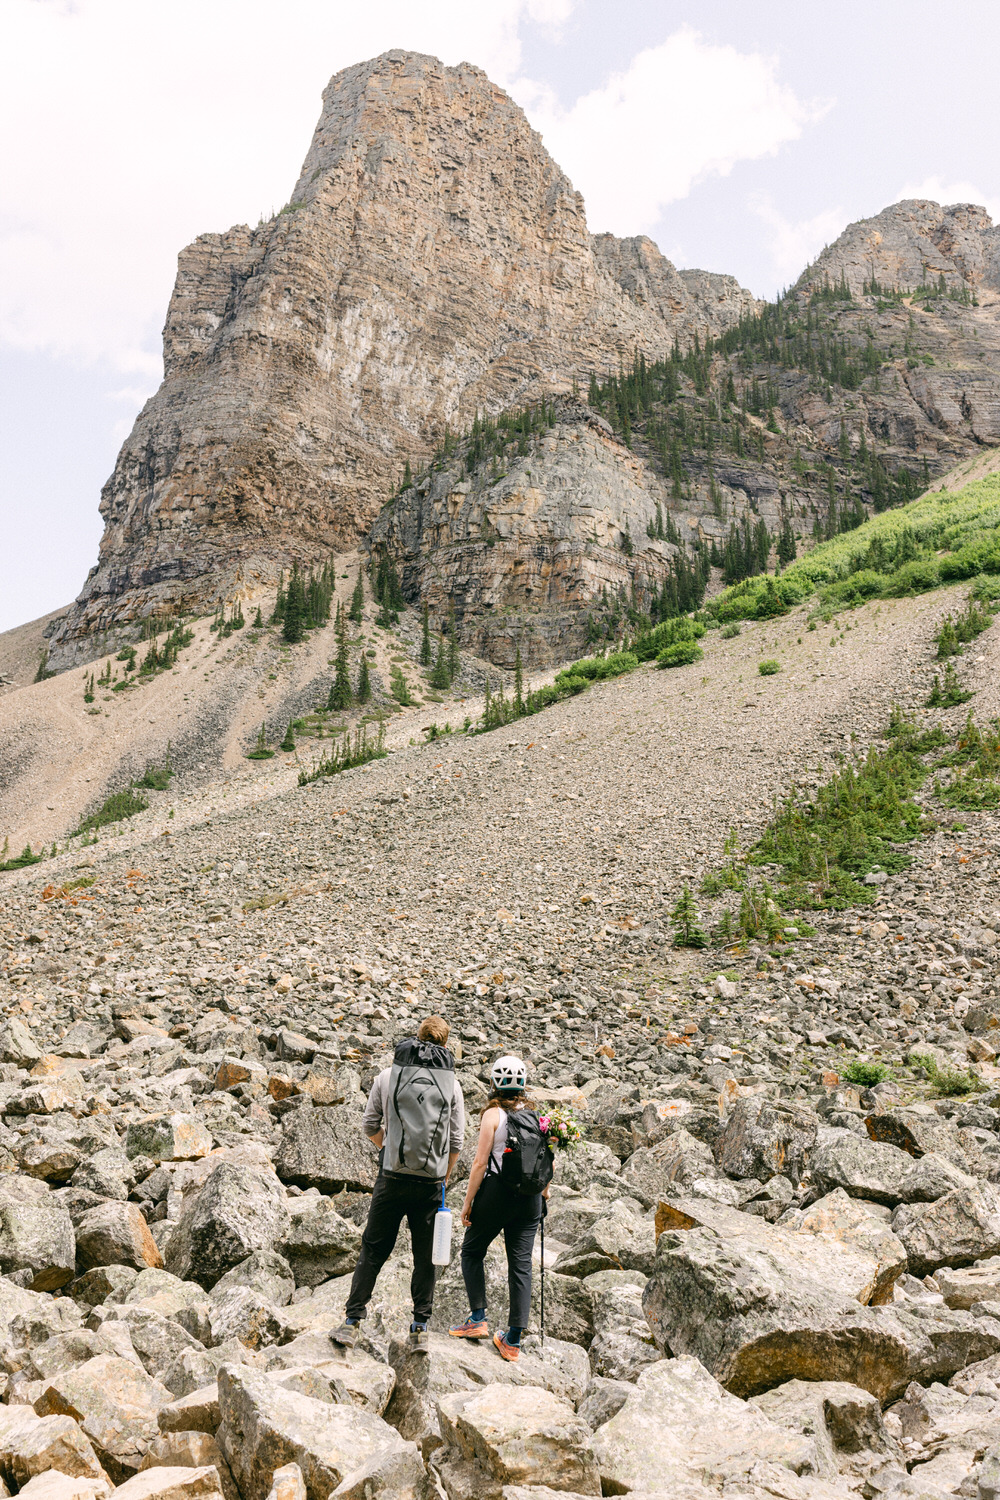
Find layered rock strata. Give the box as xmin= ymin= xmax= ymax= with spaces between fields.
xmin=48 ymin=51 xmax=756 ymax=669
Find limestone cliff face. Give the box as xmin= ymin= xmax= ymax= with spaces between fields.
xmin=367 ymin=400 xmax=793 ymax=668
xmin=799 ymin=199 xmax=1000 ymax=297
xmin=49 ymin=50 xmax=757 ymax=668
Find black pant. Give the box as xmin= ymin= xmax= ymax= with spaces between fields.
xmin=345 ymin=1172 xmax=441 ymax=1323
xmin=460 ymin=1173 xmax=542 ymax=1329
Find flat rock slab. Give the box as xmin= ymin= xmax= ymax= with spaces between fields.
xmin=35 ymin=1353 xmax=172 ymax=1480
xmin=437 ymin=1384 xmax=599 ymax=1495
xmin=591 ymin=1357 xmax=822 ymax=1494
xmin=216 ymin=1363 xmax=426 ymax=1500
xmin=891 ymin=1184 xmax=1000 ymax=1276
xmin=111 ymin=1468 xmax=225 ymax=1500
xmin=645 ymin=1202 xmax=916 ymax=1401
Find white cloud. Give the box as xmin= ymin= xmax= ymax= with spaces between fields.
xmin=751 ymin=198 xmax=848 ymax=289
xmin=0 ymin=0 xmax=570 ymax=379
xmin=515 ymin=27 xmax=823 ymax=236
xmin=895 ymin=175 xmax=1000 ymax=225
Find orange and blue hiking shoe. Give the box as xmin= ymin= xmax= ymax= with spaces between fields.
xmin=493 ymin=1330 xmax=520 ymax=1361
xmin=449 ymin=1316 xmax=488 ymax=1338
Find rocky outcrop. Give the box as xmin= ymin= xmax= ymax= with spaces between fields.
xmin=366 ymin=401 xmax=689 ymax=667
xmin=48 ymin=51 xmax=757 ymax=669
xmin=798 ymin=199 xmax=1000 ymax=298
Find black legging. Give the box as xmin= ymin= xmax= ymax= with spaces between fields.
xmin=460 ymin=1172 xmax=542 ymax=1328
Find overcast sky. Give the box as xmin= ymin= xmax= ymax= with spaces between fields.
xmin=3 ymin=0 xmax=1000 ymax=633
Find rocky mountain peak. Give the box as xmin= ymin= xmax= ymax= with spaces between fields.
xmin=798 ymin=197 xmax=1000 ymax=296
xmin=48 ymin=50 xmax=757 ymax=669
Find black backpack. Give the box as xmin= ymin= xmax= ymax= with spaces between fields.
xmin=496 ymin=1109 xmax=554 ymax=1196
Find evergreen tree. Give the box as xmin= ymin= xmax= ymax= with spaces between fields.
xmin=271 ymin=571 xmax=286 ymax=625
xmin=253 ymin=607 xmax=263 ymax=629
xmin=671 ymin=885 xmax=707 ymax=949
xmin=513 ymin=645 xmax=524 ymax=716
xmin=327 ymin=612 xmax=352 ymax=710
xmin=348 ymin=573 xmax=364 ymax=624
xmin=401 ymin=458 xmax=413 ymax=491
xmin=430 ymin=634 xmax=451 ymax=690
xmin=447 ymin=602 xmax=459 ymax=681
xmin=280 ymin=721 xmax=296 ymax=752
xmin=420 ymin=603 xmax=431 ymax=666
xmin=357 ymin=654 xmax=371 ymax=704
xmin=282 ymin=564 xmax=306 ymax=643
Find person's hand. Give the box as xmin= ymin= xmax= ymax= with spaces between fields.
xmin=461 ymin=1201 xmax=473 ymax=1228
xmin=542 ymin=1184 xmax=551 ymax=1200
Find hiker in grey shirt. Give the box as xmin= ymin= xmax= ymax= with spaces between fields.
xmin=332 ymin=1015 xmax=464 ymax=1352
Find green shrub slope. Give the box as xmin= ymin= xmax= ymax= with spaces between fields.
xmin=710 ymin=469 xmax=1000 ymax=621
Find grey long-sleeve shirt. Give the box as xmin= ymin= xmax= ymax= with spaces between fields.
xmin=362 ymin=1066 xmax=465 ymax=1154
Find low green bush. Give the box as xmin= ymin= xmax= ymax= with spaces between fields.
xmin=758 ymin=659 xmax=781 ymax=675
xmin=657 ymin=641 xmax=704 ymax=669
xmin=632 ymin=617 xmax=704 ymax=661
xmin=882 ymin=558 xmax=940 ymax=595
xmin=721 ymin=622 xmax=741 ymax=639
xmin=841 ymin=1060 xmax=889 ymax=1087
xmin=909 ymin=1052 xmax=980 ymax=1096
xmin=74 ymin=789 xmax=149 ymax=836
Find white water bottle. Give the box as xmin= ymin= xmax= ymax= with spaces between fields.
xmin=432 ymin=1184 xmax=453 ymax=1266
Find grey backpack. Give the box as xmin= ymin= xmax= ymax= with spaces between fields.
xmin=383 ymin=1038 xmax=455 ymax=1179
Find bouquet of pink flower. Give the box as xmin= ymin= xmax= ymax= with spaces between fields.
xmin=538 ymin=1105 xmax=583 ymax=1151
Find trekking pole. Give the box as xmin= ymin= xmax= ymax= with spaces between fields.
xmin=539 ymin=1201 xmax=546 ymax=1347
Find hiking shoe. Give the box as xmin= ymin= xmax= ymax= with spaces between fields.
xmin=330 ymin=1320 xmax=360 ymax=1348
xmin=449 ymin=1317 xmax=489 ymax=1339
xmin=408 ymin=1326 xmax=430 ymax=1352
xmin=493 ymin=1330 xmax=520 ymax=1362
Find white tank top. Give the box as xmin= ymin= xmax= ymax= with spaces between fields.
xmin=489 ymin=1108 xmax=509 ymax=1172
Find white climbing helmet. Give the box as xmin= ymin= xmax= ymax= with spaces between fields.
xmin=491 ymin=1055 xmax=528 ymax=1093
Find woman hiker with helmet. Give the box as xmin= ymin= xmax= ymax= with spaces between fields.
xmin=449 ymin=1054 xmax=553 ymax=1360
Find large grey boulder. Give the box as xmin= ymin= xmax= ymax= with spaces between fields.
xmin=277 ymin=1198 xmax=362 ymax=1287
xmin=209 ymin=1286 xmax=294 ymax=1350
xmin=619 ymin=1130 xmax=717 ymax=1203
xmin=437 ymin=1384 xmax=599 ymax=1496
xmin=891 ymin=1183 xmax=1000 ymax=1275
xmin=216 ymin=1363 xmax=427 ymax=1500
xmin=716 ymin=1095 xmax=818 ymax=1185
xmin=937 ymin=1257 xmax=1000 ymax=1308
xmin=274 ymin=1106 xmax=377 ymax=1194
xmin=0 ymin=1018 xmax=42 ymax=1067
xmin=553 ymin=1199 xmax=655 ymax=1279
xmin=643 ymin=1200 xmax=913 ymax=1401
xmin=71 ymin=1146 xmax=135 ymax=1201
xmin=585 ymin=1270 xmax=660 ymax=1383
xmin=211 ymin=1251 xmax=295 ymax=1308
xmin=34 ymin=1352 xmax=172 ymax=1480
xmin=126 ymin=1115 xmax=213 ymax=1165
xmin=165 ymin=1163 xmax=290 ymax=1290
xmin=99 ymin=1304 xmax=204 ymax=1381
xmin=591 ymin=1357 xmax=824 ymax=1494
xmin=384 ymin=1331 xmax=588 ymax=1458
xmin=811 ymin=1135 xmax=976 ymax=1207
xmin=0 ymin=1403 xmax=107 ymax=1487
xmin=751 ymin=1377 xmax=899 ymax=1472
xmin=0 ymin=1177 xmax=75 ymax=1290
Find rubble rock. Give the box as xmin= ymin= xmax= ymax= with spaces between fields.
xmin=716 ymin=1095 xmax=818 ymax=1186
xmin=165 ymin=1164 xmax=290 ymax=1290
xmin=0 ymin=1178 xmax=75 ymax=1291
xmin=110 ymin=1468 xmax=225 ymax=1500
xmin=274 ymin=1107 xmax=378 ymax=1195
xmin=216 ymin=1363 xmax=427 ymax=1500
xmin=0 ymin=1404 xmax=107 ymax=1486
xmin=437 ymin=1384 xmax=599 ymax=1495
xmin=891 ymin=1184 xmax=1000 ymax=1276
xmin=277 ymin=1198 xmax=363 ymax=1288
xmin=126 ymin=1117 xmax=214 ymax=1165
xmin=34 ymin=1353 xmax=172 ymax=1480
xmin=591 ymin=1357 xmax=823 ymax=1493
xmin=76 ymin=1203 xmax=163 ymax=1272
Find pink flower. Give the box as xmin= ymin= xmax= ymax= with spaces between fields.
xmin=538 ymin=1117 xmax=550 ymax=1131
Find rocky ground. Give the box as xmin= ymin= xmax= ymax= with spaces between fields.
xmin=2 ymin=580 xmax=1000 ymax=1498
